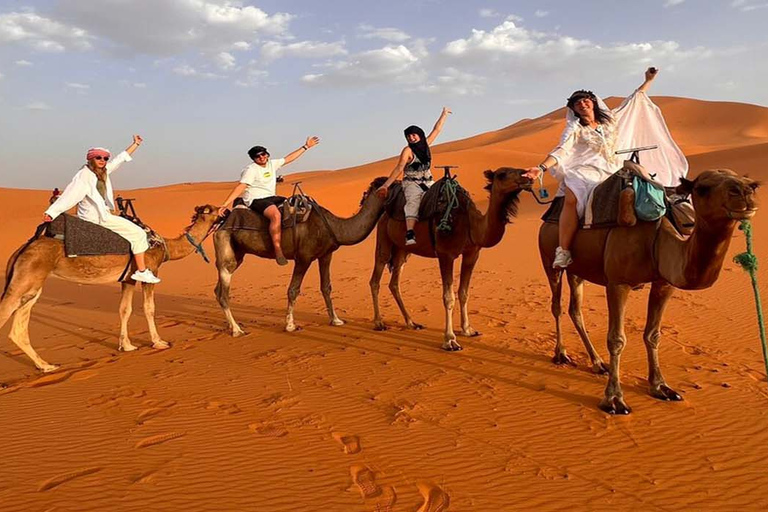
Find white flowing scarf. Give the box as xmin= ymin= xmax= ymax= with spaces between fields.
xmin=564 ymin=91 xmax=688 ymax=187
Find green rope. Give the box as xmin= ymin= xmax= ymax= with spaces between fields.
xmin=733 ymin=219 xmax=768 ymax=381
xmin=437 ymin=178 xmax=460 ymax=233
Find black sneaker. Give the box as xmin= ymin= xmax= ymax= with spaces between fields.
xmin=405 ymin=230 xmax=417 ymax=246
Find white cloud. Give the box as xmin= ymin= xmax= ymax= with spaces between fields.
xmin=65 ymin=82 xmax=89 ymax=90
xmin=172 ymin=64 xmax=220 ymax=79
xmin=479 ymin=8 xmax=499 ymax=18
xmin=664 ymin=0 xmax=685 ymax=7
xmin=15 ymin=59 xmax=33 ymax=66
xmin=214 ymin=51 xmax=236 ymax=70
xmin=301 ymin=45 xmax=422 ymax=87
xmin=234 ymin=63 xmax=268 ymax=87
xmin=132 ymin=82 xmax=147 ymax=88
xmin=24 ymin=101 xmax=51 ymax=110
xmin=232 ymin=41 xmax=251 ymax=51
xmin=534 ymin=10 xmax=550 ymax=17
xmin=261 ymin=40 xmax=347 ymax=62
xmin=55 ymin=0 xmax=293 ymax=56
xmin=441 ymin=17 xmax=711 ymax=81
xmin=416 ymin=67 xmax=486 ymax=96
xmin=357 ymin=24 xmax=411 ymax=42
xmin=731 ymin=0 xmax=768 ymax=10
xmin=0 ymin=11 xmax=92 ymax=52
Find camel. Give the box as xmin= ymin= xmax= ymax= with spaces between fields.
xmin=370 ymin=168 xmax=532 ymax=351
xmin=215 ymin=177 xmax=394 ymax=334
xmin=0 ymin=205 xmax=222 ymax=372
xmin=539 ymin=169 xmax=759 ymax=414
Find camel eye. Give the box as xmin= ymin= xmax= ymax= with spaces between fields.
xmin=728 ymin=187 xmax=741 ymax=196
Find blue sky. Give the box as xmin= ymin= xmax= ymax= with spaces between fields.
xmin=1 ymin=0 xmax=767 ymax=189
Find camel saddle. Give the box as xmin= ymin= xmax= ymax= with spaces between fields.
xmin=541 ymin=160 xmax=695 ymax=235
xmin=385 ymin=179 xmax=471 ymax=223
xmin=221 ymin=194 xmax=314 ymax=232
xmin=44 ymin=214 xmax=152 ymax=257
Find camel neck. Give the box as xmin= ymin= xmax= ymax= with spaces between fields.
xmin=660 ymin=217 xmax=737 ymax=289
xmin=470 ymin=188 xmax=510 ymax=248
xmin=165 ymin=221 xmax=212 ymax=261
xmin=322 ymin=192 xmax=385 ymax=246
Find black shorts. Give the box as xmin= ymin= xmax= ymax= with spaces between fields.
xmin=234 ymin=196 xmax=286 ymax=215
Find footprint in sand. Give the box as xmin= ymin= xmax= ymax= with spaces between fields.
xmin=135 ymin=432 xmax=185 ymax=448
xmin=332 ymin=432 xmax=361 ymax=454
xmin=374 ymin=485 xmax=397 ymax=512
xmin=249 ymin=422 xmax=289 ymax=438
xmin=416 ymin=483 xmax=450 ymax=512
xmin=350 ymin=464 xmax=381 ymax=499
xmin=38 ymin=467 xmax=102 ymax=492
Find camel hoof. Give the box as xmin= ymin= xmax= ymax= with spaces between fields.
xmin=373 ymin=322 xmax=388 ymax=331
xmin=593 ymin=361 xmax=609 ymax=375
xmin=152 ymin=340 xmax=171 ymax=350
xmin=598 ymin=396 xmax=632 ymax=415
xmin=119 ymin=343 xmax=139 ymax=352
xmin=330 ymin=318 xmax=346 ymax=327
xmin=552 ymin=352 xmax=576 ymax=367
xmin=651 ymin=384 xmax=683 ymax=402
xmin=39 ymin=363 xmax=60 ymax=373
xmin=408 ymin=322 xmax=425 ymax=330
xmin=285 ymin=324 xmax=301 ymax=333
xmin=441 ymin=340 xmax=463 ymax=352
xmin=231 ymin=329 xmax=248 ymax=338
xmin=461 ymin=329 xmax=481 ymax=337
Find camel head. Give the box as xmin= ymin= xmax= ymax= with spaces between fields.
xmin=483 ymin=167 xmax=533 ymax=223
xmin=677 ymin=169 xmax=759 ymax=223
xmin=188 ymin=204 xmax=224 ymax=233
xmin=360 ymin=176 xmax=398 ymax=207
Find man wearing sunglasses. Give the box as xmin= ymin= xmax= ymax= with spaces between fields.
xmin=218 ymin=135 xmax=320 ymax=265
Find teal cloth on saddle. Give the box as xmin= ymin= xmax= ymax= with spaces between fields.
xmin=632 ymin=176 xmax=666 ymax=221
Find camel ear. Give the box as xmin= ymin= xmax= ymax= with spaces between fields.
xmin=749 ymin=181 xmax=761 ymax=191
xmin=483 ymin=169 xmax=495 ymax=182
xmin=676 ymin=177 xmax=695 ymax=196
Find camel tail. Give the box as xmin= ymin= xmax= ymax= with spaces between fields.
xmin=2 ymin=223 xmax=48 ymax=299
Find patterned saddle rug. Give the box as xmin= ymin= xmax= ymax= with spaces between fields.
xmin=45 ymin=214 xmax=152 ymax=257
xmin=385 ymin=178 xmax=471 ymax=224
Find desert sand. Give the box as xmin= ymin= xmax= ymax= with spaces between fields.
xmin=1 ymin=96 xmax=768 ymax=511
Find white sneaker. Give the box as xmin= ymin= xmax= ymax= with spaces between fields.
xmin=131 ymin=268 xmax=161 ymax=284
xmin=552 ymin=247 xmax=573 ymax=269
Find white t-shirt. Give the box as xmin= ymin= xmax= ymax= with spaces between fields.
xmin=239 ymin=158 xmax=285 ymax=205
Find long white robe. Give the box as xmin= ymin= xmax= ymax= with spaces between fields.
xmin=548 ymin=90 xmax=688 ymax=217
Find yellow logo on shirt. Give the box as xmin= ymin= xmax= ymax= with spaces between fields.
xmin=264 ymin=171 xmax=272 ymax=178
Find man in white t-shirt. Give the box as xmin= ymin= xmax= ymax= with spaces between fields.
xmin=218 ymin=136 xmax=320 ymax=265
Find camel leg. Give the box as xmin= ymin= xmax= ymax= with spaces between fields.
xmin=7 ymin=289 xmax=59 ymax=372
xmin=389 ymin=249 xmax=423 ymax=330
xmin=142 ymin=283 xmax=170 ymax=349
xmin=370 ymin=241 xmax=389 ymax=331
xmin=318 ymin=253 xmax=344 ymax=326
xmin=546 ymin=269 xmax=571 ymax=366
xmin=285 ymin=258 xmax=312 ymax=332
xmin=599 ymin=283 xmax=632 ymax=415
xmin=567 ymin=274 xmax=608 ymax=374
xmin=215 ymin=248 xmax=246 ymax=337
xmin=118 ymin=282 xmax=139 ymax=352
xmin=438 ymin=255 xmax=461 ymax=351
xmin=644 ymin=281 xmax=681 ymax=401
xmin=458 ymin=250 xmax=481 ymax=337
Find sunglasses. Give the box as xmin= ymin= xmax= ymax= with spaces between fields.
xmin=256 ymin=152 xmax=269 ymax=158
xmin=93 ymin=156 xmax=110 ymax=161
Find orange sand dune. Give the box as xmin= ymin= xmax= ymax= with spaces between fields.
xmin=1 ymin=98 xmax=768 ymax=511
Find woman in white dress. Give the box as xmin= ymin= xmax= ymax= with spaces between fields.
xmin=525 ymin=67 xmax=687 ymax=269
xmin=44 ymin=135 xmax=161 ymax=284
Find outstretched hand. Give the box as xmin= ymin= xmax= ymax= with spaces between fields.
xmin=376 ymin=185 xmax=388 ymax=199
xmin=442 ymin=107 xmax=452 ymax=116
xmin=645 ymin=67 xmax=658 ymax=81
xmin=305 ymin=136 xmax=320 ymax=149
xmin=133 ymin=134 xmax=143 ymax=146
xmin=43 ymin=214 xmax=53 ymax=223
xmin=523 ymin=167 xmax=542 ymax=180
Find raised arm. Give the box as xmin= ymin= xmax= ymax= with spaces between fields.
xmin=283 ymin=136 xmax=320 ymax=165
xmin=426 ymin=107 xmax=452 ymax=145
xmin=217 ymin=182 xmax=248 ymax=217
xmin=376 ymin=147 xmax=412 ymax=198
xmin=106 ymin=134 xmax=142 ymax=175
xmin=637 ymin=67 xmax=658 ymax=94
xmin=125 ymin=134 xmax=143 ymax=156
